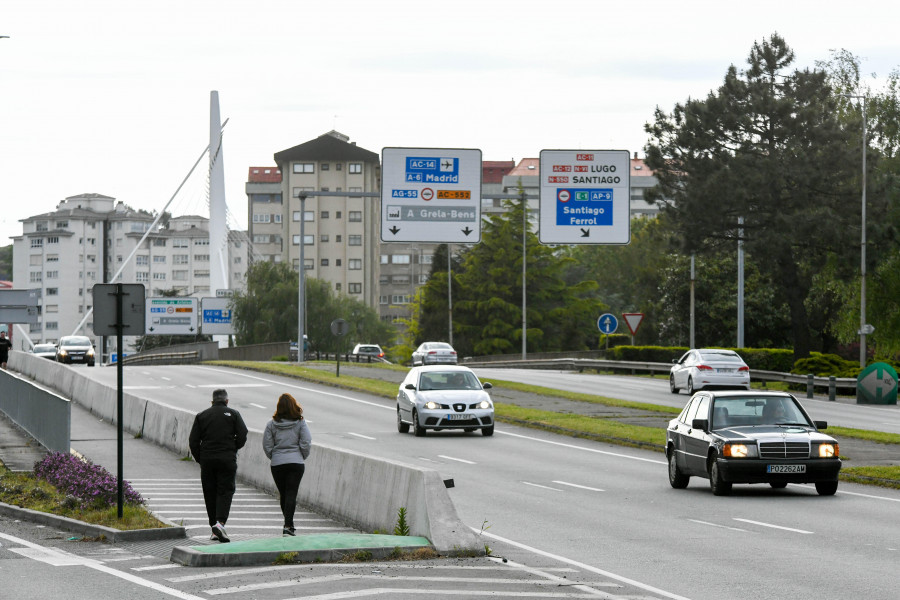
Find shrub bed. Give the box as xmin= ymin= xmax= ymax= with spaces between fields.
xmin=33 ymin=452 xmax=144 ymax=508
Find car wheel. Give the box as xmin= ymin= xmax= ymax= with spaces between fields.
xmin=397 ymin=408 xmax=410 ymax=434
xmin=815 ymin=480 xmax=838 ymax=496
xmin=687 ymin=376 xmax=696 ymax=395
xmin=769 ymin=482 xmax=787 ymax=489
xmin=709 ymin=459 xmax=732 ymax=496
xmin=482 ymin=425 xmax=494 ymax=437
xmin=669 ymin=375 xmax=679 ymax=394
xmin=668 ymin=451 xmax=689 ymax=489
xmin=412 ymin=409 xmax=426 ymax=437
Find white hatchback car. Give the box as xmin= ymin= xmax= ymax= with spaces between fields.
xmin=397 ymin=365 xmax=494 ymax=437
xmin=670 ymin=348 xmax=750 ymax=394
xmin=411 ymin=341 xmax=458 ymax=366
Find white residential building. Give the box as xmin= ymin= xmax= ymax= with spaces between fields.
xmin=12 ymin=193 xmax=248 ymax=354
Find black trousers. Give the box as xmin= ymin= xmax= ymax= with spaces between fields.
xmin=199 ymin=457 xmax=237 ymax=527
xmin=270 ymin=463 xmax=305 ymax=529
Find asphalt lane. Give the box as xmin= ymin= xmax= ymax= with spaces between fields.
xmin=66 ymin=364 xmax=900 ymax=599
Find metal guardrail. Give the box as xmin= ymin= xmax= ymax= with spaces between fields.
xmin=462 ymin=357 xmax=858 ymax=394
xmin=118 ymin=350 xmax=200 ymax=366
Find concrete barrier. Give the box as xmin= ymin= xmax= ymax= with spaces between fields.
xmin=6 ymin=351 xmax=481 ymax=554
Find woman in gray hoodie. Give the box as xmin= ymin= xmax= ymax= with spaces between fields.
xmin=263 ymin=393 xmax=312 ymax=536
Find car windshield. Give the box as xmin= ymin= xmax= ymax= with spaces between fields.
xmin=711 ymin=397 xmax=810 ymax=428
xmin=419 ymin=371 xmax=479 ymax=390
xmin=34 ymin=345 xmax=55 ymax=352
xmin=358 ymin=346 xmax=380 ymax=353
xmin=61 ymin=336 xmax=91 ymax=347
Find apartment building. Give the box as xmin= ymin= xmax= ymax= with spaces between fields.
xmin=12 ymin=193 xmax=248 ymax=351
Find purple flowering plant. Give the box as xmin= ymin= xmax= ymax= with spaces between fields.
xmin=33 ymin=452 xmax=144 ymax=508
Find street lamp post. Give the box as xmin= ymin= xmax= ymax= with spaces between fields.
xmin=297 ymin=194 xmax=306 ymax=364
xmin=844 ymin=94 xmax=868 ymax=367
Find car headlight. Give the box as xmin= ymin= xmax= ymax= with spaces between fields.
xmin=723 ymin=443 xmax=758 ymax=458
xmin=58 ymin=349 xmax=68 ymax=356
xmin=817 ymin=443 xmax=838 ymax=458
xmin=86 ymin=348 xmax=95 ymax=356
xmin=478 ymin=400 xmax=492 ymax=409
xmin=424 ymin=401 xmax=440 ymax=410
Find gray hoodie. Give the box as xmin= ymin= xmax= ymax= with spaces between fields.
xmin=262 ymin=418 xmax=312 ymax=467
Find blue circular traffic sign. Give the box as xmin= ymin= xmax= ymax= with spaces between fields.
xmin=597 ymin=313 xmax=618 ymax=335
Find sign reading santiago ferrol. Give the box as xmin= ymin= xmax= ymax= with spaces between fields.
xmin=539 ymin=150 xmax=631 ymax=245
xmin=381 ymin=147 xmax=482 ymax=243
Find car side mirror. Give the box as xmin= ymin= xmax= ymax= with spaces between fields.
xmin=691 ymin=418 xmax=709 ymax=432
xmin=672 ymin=359 xmax=677 ymax=364
xmin=814 ymin=420 xmax=827 ymax=430
xmin=482 ymin=382 xmax=493 ymax=390
xmin=404 ymin=383 xmax=416 ymax=390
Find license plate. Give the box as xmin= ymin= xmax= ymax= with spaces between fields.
xmin=767 ymin=464 xmax=806 ymax=473
xmin=446 ymin=414 xmax=473 ymax=421
xmin=717 ymin=368 xmax=735 ymax=373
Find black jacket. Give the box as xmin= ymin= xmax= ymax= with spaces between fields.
xmin=189 ymin=403 xmax=248 ymax=463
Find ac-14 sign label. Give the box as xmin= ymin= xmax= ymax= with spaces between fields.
xmin=382 ymin=147 xmax=482 ymax=243
xmin=539 ymin=150 xmax=631 ymax=245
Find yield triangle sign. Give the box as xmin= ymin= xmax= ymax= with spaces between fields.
xmin=622 ymin=313 xmax=644 ymax=336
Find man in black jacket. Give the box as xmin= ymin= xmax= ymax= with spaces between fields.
xmin=189 ymin=389 xmax=248 ymax=543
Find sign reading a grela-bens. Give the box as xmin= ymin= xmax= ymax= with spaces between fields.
xmin=538 ymin=150 xmax=631 ymax=245
xmin=381 ymin=147 xmax=482 ymax=244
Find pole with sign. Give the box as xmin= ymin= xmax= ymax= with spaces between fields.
xmin=597 ymin=313 xmax=618 ymax=352
xmin=622 ymin=313 xmax=645 ymax=345
xmin=93 ymin=283 xmax=145 ymax=518
xmin=331 ymin=318 xmax=349 ymax=377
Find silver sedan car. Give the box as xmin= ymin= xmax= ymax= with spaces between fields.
xmin=397 ymin=366 xmax=494 ymax=437
xmin=670 ymin=348 xmax=750 ymax=394
xmin=411 ymin=341 xmax=458 ymax=366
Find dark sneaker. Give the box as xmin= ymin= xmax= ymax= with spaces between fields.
xmin=212 ymin=523 xmax=230 ymax=543
xmin=283 ymin=527 xmax=296 ymax=536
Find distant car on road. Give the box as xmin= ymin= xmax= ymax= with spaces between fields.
xmin=31 ymin=343 xmax=57 ymax=360
xmin=411 ymin=342 xmax=457 ymax=366
xmin=666 ymin=390 xmax=841 ymax=496
xmin=351 ymin=343 xmax=385 ymax=361
xmin=397 ymin=365 xmax=494 ymax=437
xmin=670 ymin=348 xmax=750 ymax=394
xmin=55 ymin=335 xmax=96 ymax=367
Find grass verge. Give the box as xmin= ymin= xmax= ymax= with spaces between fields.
xmin=0 ymin=466 xmax=168 ymax=530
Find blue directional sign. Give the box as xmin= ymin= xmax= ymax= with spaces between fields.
xmin=597 ymin=313 xmax=618 ymax=335
xmin=200 ymin=297 xmax=234 ymax=335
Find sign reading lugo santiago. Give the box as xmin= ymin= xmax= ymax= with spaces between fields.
xmin=539 ymin=150 xmax=631 ymax=245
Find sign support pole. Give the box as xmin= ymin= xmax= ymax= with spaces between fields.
xmin=115 ymin=283 xmax=124 ymax=518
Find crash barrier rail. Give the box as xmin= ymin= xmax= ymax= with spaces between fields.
xmin=120 ymin=351 xmax=200 ymax=366
xmin=6 ymin=351 xmax=480 ymax=554
xmin=0 ymin=367 xmax=71 ymax=454
xmin=462 ymin=357 xmax=857 ymax=400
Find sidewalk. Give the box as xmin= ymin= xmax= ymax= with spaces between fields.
xmin=0 ymin=400 xmax=434 ymax=567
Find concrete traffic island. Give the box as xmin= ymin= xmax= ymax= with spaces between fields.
xmin=170 ymin=533 xmax=433 ymax=567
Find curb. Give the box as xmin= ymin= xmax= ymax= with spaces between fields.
xmin=0 ymin=501 xmax=186 ymax=542
xmin=169 ymin=534 xmax=434 ymax=567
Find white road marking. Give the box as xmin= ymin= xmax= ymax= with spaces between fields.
xmin=552 ymin=481 xmax=604 ymax=492
xmin=206 ymin=575 xmax=612 ymax=596
xmin=161 ymin=377 xmax=172 ymax=381
xmin=475 ymin=529 xmax=692 ymax=600
xmin=349 ymin=432 xmax=376 ymax=440
xmin=688 ymin=519 xmax=749 ymax=532
xmin=133 ymin=564 xmax=182 ymax=572
xmin=733 ymin=518 xmax=813 ymax=534
xmin=194 ymin=383 xmax=271 ymax=388
xmin=438 ymin=455 xmax=476 ymax=465
xmin=167 ymin=564 xmax=578 ymax=583
xmin=522 ymin=481 xmax=563 ymax=492
xmin=284 ymin=589 xmax=613 ymax=598
xmin=0 ymin=532 xmax=206 ymax=600
xmin=497 ymin=430 xmax=665 ymax=465
xmin=250 ymin=403 xmax=267 ymax=410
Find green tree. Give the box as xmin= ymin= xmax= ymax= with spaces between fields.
xmin=0 ymin=245 xmax=11 ymax=281
xmin=231 ymin=262 xmax=395 ymax=354
xmin=645 ymin=34 xmax=860 ymax=361
xmin=452 ymin=193 xmax=600 ymax=357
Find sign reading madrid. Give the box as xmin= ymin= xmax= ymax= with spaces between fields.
xmin=539 ymin=150 xmax=631 ymax=245
xmin=382 ymin=147 xmax=482 ymax=243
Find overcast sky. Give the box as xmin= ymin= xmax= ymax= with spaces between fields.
xmin=2 ymin=0 xmax=897 ymax=248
